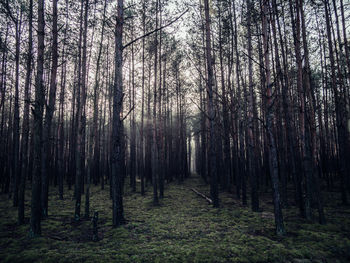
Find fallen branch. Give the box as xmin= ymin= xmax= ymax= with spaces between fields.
xmin=47 ymin=234 xmax=70 ymax=241
xmin=191 ymin=188 xmax=212 ymax=204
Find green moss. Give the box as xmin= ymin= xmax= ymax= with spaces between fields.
xmin=1 ymin=175 xmax=350 ymax=262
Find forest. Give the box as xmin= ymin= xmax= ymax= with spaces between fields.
xmin=0 ymin=0 xmax=350 ymax=262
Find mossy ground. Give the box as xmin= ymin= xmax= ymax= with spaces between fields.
xmin=1 ymin=175 xmax=350 ymax=263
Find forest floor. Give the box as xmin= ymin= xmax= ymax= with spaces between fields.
xmin=1 ymin=174 xmax=350 ymax=263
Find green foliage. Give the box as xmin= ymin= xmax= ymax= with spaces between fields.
xmin=0 ymin=176 xmax=350 ymax=262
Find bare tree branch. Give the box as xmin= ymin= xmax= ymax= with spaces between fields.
xmin=121 ymin=105 xmax=135 ymax=122
xmin=123 ymin=9 xmax=188 ymax=50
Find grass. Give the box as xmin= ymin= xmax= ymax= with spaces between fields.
xmin=0 ymin=174 xmax=350 ymax=263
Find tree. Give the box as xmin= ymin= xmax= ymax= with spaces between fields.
xmin=246 ymin=0 xmax=259 ymax=212
xmin=111 ymin=0 xmax=125 ymax=227
xmin=18 ymin=0 xmax=33 ymax=225
xmin=30 ymin=0 xmax=45 ymax=237
xmin=41 ymin=0 xmax=59 ymax=219
xmin=204 ymin=0 xmax=218 ymax=208
xmin=262 ymin=0 xmax=285 ymax=236
xmin=75 ymin=0 xmax=89 ymax=221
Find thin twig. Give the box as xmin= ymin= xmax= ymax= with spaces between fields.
xmin=121 ymin=105 xmax=134 ymax=122
xmin=123 ymin=9 xmax=188 ymax=50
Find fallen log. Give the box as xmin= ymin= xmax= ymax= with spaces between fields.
xmin=191 ymin=188 xmax=213 ymax=204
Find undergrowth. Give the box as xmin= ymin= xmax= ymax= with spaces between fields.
xmin=0 ymin=175 xmax=349 ymax=263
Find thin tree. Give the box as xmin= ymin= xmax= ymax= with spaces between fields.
xmin=111 ymin=0 xmax=126 ymax=227
xmin=30 ymin=0 xmax=45 ymax=237
xmin=18 ymin=0 xmax=33 ymax=224
xmin=247 ymin=0 xmax=259 ymax=212
xmin=75 ymin=0 xmax=89 ymax=221
xmin=262 ymin=0 xmax=285 ymax=236
xmin=41 ymin=0 xmax=59 ymax=218
xmin=203 ymin=0 xmax=219 ymax=208
xmin=152 ymin=0 xmax=159 ymax=205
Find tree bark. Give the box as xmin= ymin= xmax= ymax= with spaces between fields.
xmin=299 ymin=0 xmax=326 ymax=224
xmin=30 ymin=0 xmax=45 ymax=237
xmin=11 ymin=7 xmax=22 ymax=208
xmin=152 ymin=0 xmax=159 ymax=205
xmin=324 ymin=0 xmax=348 ymax=205
xmin=247 ymin=0 xmax=259 ymax=212
xmin=75 ymin=0 xmax=89 ymax=221
xmin=41 ymin=0 xmax=58 ymax=219
xmin=204 ymin=0 xmax=219 ymax=208
xmin=140 ymin=0 xmax=146 ymax=196
xmin=262 ymin=0 xmax=285 ymax=236
xmin=18 ymin=0 xmax=33 ymax=224
xmin=111 ymin=0 xmax=125 ymax=227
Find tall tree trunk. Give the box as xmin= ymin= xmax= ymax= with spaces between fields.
xmin=158 ymin=0 xmax=164 ymax=198
xmin=204 ymin=0 xmax=219 ymax=208
xmin=199 ymin=0 xmax=207 ymax=184
xmin=324 ymin=0 xmax=348 ymax=205
xmin=74 ymin=0 xmax=84 ymax=219
xmin=12 ymin=8 xmax=22 ymax=207
xmin=18 ymin=0 xmax=33 ymax=224
xmin=299 ymin=0 xmax=326 ymax=224
xmin=58 ymin=0 xmax=69 ymax=200
xmin=275 ymin=0 xmax=302 ymax=215
xmin=41 ymin=0 xmax=58 ymax=219
xmin=140 ymin=0 xmax=146 ymax=196
xmin=232 ymin=0 xmax=245 ymax=204
xmin=30 ymin=0 xmax=45 ymax=237
xmin=130 ymin=17 xmax=136 ymax=193
xmin=92 ymin=0 xmax=107 ymax=187
xmin=339 ymin=0 xmax=350 ymax=89
xmin=247 ymin=0 xmax=259 ymax=212
xmin=111 ymin=0 xmax=125 ymax=227
xmin=75 ymin=0 xmax=89 ymax=221
xmin=152 ymin=0 xmax=159 ymax=205
xmin=262 ymin=0 xmax=285 ymax=236
xmin=289 ymin=0 xmax=312 ymax=219
xmin=331 ymin=0 xmax=350 ymax=195
xmin=0 ymin=25 xmax=9 ymax=192
xmin=271 ymin=0 xmax=287 ymax=208
xmin=217 ymin=2 xmax=231 ymax=193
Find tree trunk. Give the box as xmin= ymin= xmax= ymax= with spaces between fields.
xmin=12 ymin=8 xmax=22 ymax=207
xmin=18 ymin=0 xmax=33 ymax=224
xmin=262 ymin=0 xmax=285 ymax=236
xmin=299 ymin=0 xmax=326 ymax=224
xmin=324 ymin=0 xmax=348 ymax=205
xmin=204 ymin=0 xmax=219 ymax=208
xmin=41 ymin=0 xmax=58 ymax=219
xmin=130 ymin=19 xmax=136 ymax=193
xmin=30 ymin=0 xmax=45 ymax=237
xmin=247 ymin=0 xmax=259 ymax=212
xmin=75 ymin=0 xmax=89 ymax=221
xmin=111 ymin=0 xmax=125 ymax=227
xmin=152 ymin=0 xmax=159 ymax=205
xmin=217 ymin=2 xmax=231 ymax=193
xmin=140 ymin=0 xmax=146 ymax=196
